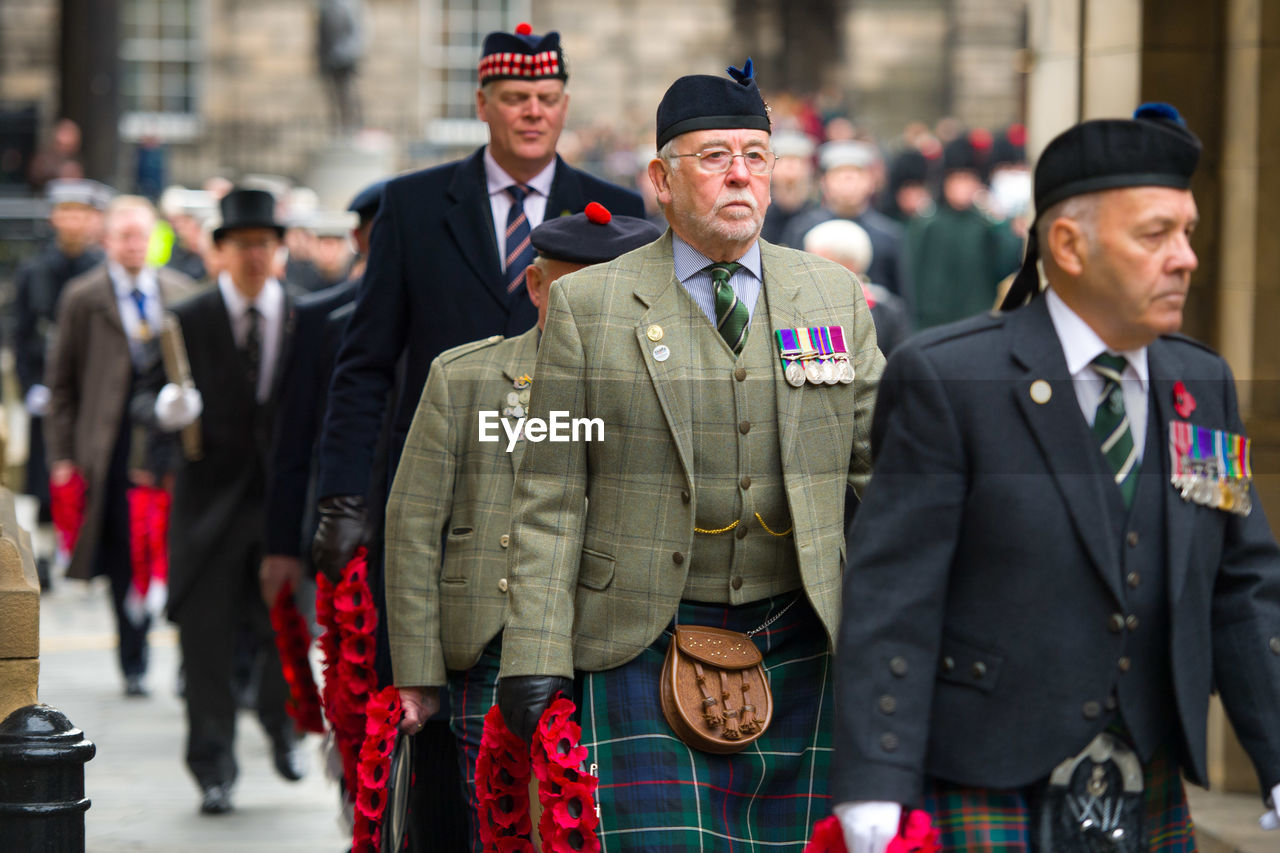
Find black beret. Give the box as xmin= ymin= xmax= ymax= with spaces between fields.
xmin=1033 ymin=103 xmax=1200 ymax=213
xmin=990 ymin=124 xmax=1027 ymax=167
xmin=530 ymin=202 xmax=663 ymax=265
xmin=478 ymin=23 xmax=566 ymax=85
xmin=656 ymin=59 xmax=770 ymax=150
xmin=942 ymin=132 xmax=990 ymax=175
xmin=1000 ymin=103 xmax=1203 ymax=311
xmin=889 ymin=148 xmax=929 ymax=188
xmin=346 ymin=179 xmax=386 ymax=222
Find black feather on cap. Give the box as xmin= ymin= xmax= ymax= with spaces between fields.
xmin=656 ymin=59 xmax=771 ymax=150
xmin=478 ymin=23 xmax=567 ymax=85
xmin=1000 ymin=103 xmax=1202 ymax=311
xmin=530 ymin=202 xmax=663 ymax=265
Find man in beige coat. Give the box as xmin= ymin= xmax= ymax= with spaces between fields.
xmin=45 ymin=195 xmax=199 ymax=696
xmin=497 ymin=64 xmax=884 ymax=850
xmin=386 ymin=204 xmax=661 ymax=849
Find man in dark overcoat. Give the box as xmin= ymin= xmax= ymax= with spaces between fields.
xmin=138 ymin=188 xmax=305 ymax=815
xmin=45 ymin=195 xmax=198 ymax=696
xmin=833 ymin=105 xmax=1280 ymax=851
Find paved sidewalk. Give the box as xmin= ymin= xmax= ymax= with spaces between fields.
xmin=35 ymin=573 xmax=350 ymax=852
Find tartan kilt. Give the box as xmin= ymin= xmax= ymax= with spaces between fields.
xmin=923 ymin=740 xmax=1195 ymax=851
xmin=578 ymin=592 xmax=833 ymax=852
xmin=448 ymin=635 xmax=506 ymax=853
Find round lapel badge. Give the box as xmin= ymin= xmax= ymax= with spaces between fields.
xmin=646 ymin=324 xmax=664 ymax=342
xmin=1030 ymin=379 xmax=1052 ymax=405
xmin=653 ymin=344 xmax=670 ymax=362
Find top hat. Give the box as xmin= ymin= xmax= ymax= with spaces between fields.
xmin=212 ymin=188 xmax=286 ymax=243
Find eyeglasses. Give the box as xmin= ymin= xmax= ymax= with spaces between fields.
xmin=668 ymin=148 xmax=776 ymax=175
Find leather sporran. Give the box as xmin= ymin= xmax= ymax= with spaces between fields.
xmin=1034 ymin=731 xmax=1146 ymax=853
xmin=660 ymin=625 xmax=773 ymax=754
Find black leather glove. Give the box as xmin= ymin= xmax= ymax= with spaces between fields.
xmin=311 ymin=495 xmax=368 ymax=582
xmin=498 ymin=675 xmax=573 ymax=744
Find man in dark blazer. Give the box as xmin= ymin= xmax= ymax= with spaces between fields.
xmin=45 ymin=195 xmax=199 ymax=697
xmin=311 ymin=23 xmax=643 ymax=579
xmin=139 ymin=188 xmax=305 ymax=816
xmin=834 ymin=106 xmax=1280 ymax=851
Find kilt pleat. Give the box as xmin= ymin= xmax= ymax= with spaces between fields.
xmin=578 ymin=593 xmax=833 ymax=852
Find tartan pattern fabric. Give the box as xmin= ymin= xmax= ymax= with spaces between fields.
xmin=501 ymin=234 xmax=885 ymax=679
xmin=922 ymin=742 xmax=1195 ymax=851
xmin=385 ymin=328 xmax=539 ymax=687
xmin=448 ymin=635 xmax=507 ymax=853
xmin=710 ymin=261 xmax=749 ymax=354
xmin=1091 ymin=353 xmax=1140 ymax=508
xmin=577 ymin=594 xmax=832 ymax=852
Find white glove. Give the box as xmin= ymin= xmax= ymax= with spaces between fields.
xmin=25 ymin=384 xmax=50 ymax=417
xmin=155 ymin=383 xmax=203 ymax=431
xmin=835 ymin=800 xmax=902 ymax=853
xmin=1260 ymin=782 xmax=1280 ymax=830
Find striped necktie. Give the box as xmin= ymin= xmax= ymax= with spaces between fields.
xmin=1091 ymin=353 xmax=1140 ymax=508
xmin=710 ymin=262 xmax=748 ymax=355
xmin=504 ymin=184 xmax=535 ymax=295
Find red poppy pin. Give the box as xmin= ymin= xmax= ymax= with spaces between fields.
xmin=1173 ymin=381 xmax=1196 ymax=419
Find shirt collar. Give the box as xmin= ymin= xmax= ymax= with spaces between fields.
xmin=671 ymin=233 xmax=762 ymax=284
xmin=484 ymin=147 xmax=557 ymax=199
xmin=1045 ymin=287 xmax=1149 ymax=388
xmin=218 ymin=271 xmax=282 ymax=318
xmin=108 ymin=262 xmax=158 ymax=298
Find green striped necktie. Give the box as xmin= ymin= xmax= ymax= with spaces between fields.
xmin=710 ymin=262 xmax=747 ymax=355
xmin=1091 ymin=353 xmax=1140 ymax=508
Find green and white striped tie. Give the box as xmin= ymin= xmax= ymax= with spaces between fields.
xmin=710 ymin=262 xmax=748 ymax=355
xmin=1091 ymin=353 xmax=1140 ymax=508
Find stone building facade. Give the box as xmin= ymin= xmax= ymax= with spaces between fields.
xmin=1 ymin=0 xmax=1028 ymax=192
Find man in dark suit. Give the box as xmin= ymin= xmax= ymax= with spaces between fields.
xmin=140 ymin=188 xmax=305 ymax=816
xmin=311 ymin=22 xmax=643 ymax=580
xmin=260 ymin=180 xmax=383 ymax=604
xmin=45 ymin=195 xmax=199 ymax=697
xmin=833 ymin=106 xmax=1280 ymax=851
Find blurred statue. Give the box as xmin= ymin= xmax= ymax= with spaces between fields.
xmin=317 ymin=0 xmax=365 ymax=135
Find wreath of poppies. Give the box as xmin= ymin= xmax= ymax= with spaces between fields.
xmin=475 ymin=698 xmax=600 ymax=853
xmin=316 ymin=547 xmax=392 ymax=853
xmin=50 ymin=468 xmax=88 ymax=555
xmin=269 ymin=580 xmax=325 ymax=735
xmin=804 ymin=809 xmax=939 ymax=853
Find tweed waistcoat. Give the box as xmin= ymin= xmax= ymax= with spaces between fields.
xmin=1107 ymin=397 xmax=1176 ymax=761
xmin=682 ymin=282 xmax=802 ymax=604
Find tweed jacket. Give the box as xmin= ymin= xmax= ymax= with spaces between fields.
xmin=44 ymin=264 xmax=200 ymax=580
xmin=499 ymin=233 xmax=885 ymax=679
xmin=832 ymin=296 xmax=1280 ymax=804
xmin=386 ymin=327 xmax=539 ymax=687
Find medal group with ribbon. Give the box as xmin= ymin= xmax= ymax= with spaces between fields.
xmin=775 ymin=325 xmax=855 ymax=387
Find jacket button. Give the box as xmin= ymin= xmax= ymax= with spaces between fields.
xmin=734 ymin=367 xmax=747 ymax=382
xmin=497 ymin=578 xmax=508 ymax=593
xmin=739 ymin=476 xmax=751 ymax=490
xmin=971 ymin=661 xmax=987 ymax=679
xmin=1082 ymin=701 xmax=1101 ymax=720
xmin=889 ymin=656 xmax=908 ymax=677
xmin=1126 ymin=531 xmax=1140 ymax=547
xmin=941 ymin=656 xmax=955 ymax=673
xmin=1126 ymin=572 xmax=1141 ymax=589
xmin=1105 ymin=694 xmax=1118 ymax=711
xmin=731 ymin=576 xmax=743 ymax=590
xmin=739 ymin=421 xmax=751 ymax=434
xmin=1118 ymin=656 xmax=1131 ymax=672
xmin=1270 ymin=637 xmax=1280 ymax=655
xmin=736 ymin=524 xmax=748 ymax=539
xmin=1109 ymin=614 xmax=1125 ymax=633
xmin=1125 ymin=614 xmax=1139 ymax=631
xmin=681 ymin=490 xmax=691 ymax=503
xmin=879 ymin=732 xmax=899 ymax=752
xmin=672 ymin=552 xmax=684 ymax=565
xmin=499 ymin=534 xmax=510 ymax=549
xmin=878 ymin=695 xmax=896 ymax=714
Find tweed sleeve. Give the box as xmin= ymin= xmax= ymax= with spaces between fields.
xmin=384 ymin=356 xmax=457 ymax=687
xmin=500 ymin=282 xmax=590 ymax=680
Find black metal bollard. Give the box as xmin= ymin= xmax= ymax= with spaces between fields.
xmin=0 ymin=704 xmax=96 ymax=851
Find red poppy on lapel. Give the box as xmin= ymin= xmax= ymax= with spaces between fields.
xmin=1173 ymin=380 xmax=1196 ymax=419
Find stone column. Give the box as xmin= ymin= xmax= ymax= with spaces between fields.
xmin=0 ymin=488 xmax=39 ymax=721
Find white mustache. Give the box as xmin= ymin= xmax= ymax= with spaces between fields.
xmin=715 ymin=193 xmax=758 ymax=214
